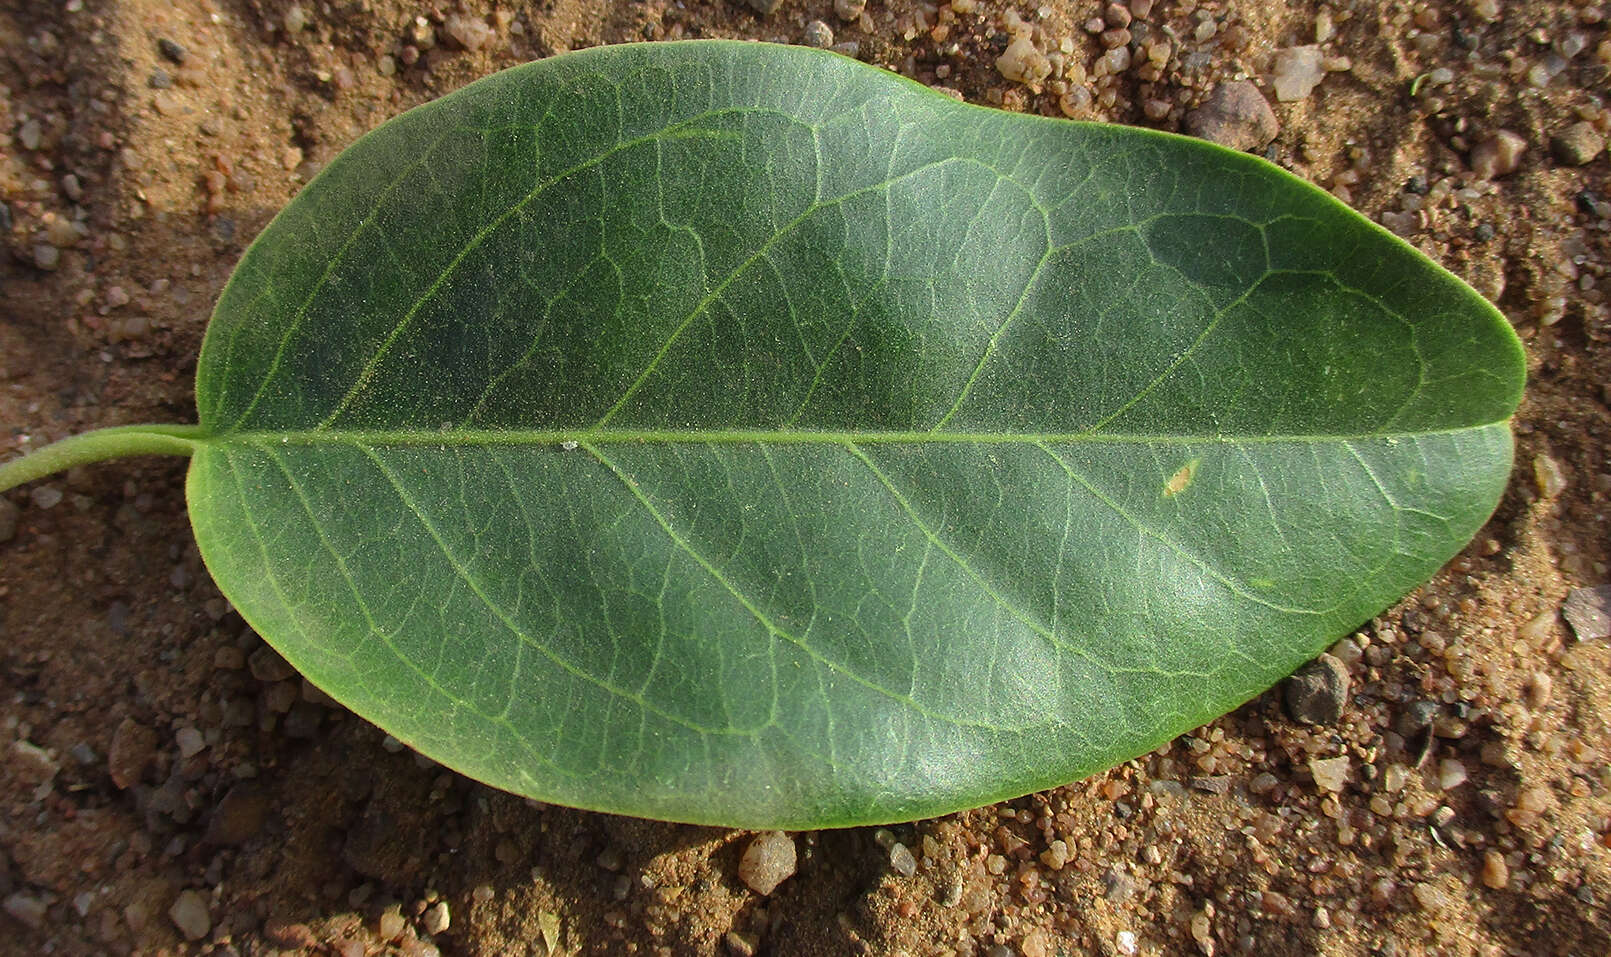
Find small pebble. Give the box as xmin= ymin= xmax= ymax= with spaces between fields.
xmin=747 ymin=0 xmax=783 ymax=15
xmin=834 ymin=0 xmax=865 ymax=21
xmin=1470 ymin=130 xmax=1527 ymax=179
xmin=1039 ymin=839 xmax=1070 ymax=870
xmin=17 ymin=118 xmax=42 ymax=151
xmin=1525 ymin=670 xmax=1553 ymax=708
xmin=1309 ymin=755 xmax=1349 ymax=793
xmin=1271 ymin=45 xmax=1325 ymax=101
xmin=44 ymin=218 xmax=78 ymax=248
xmin=997 ymin=35 xmax=1052 ymax=86
xmin=1102 ymin=867 xmax=1137 ymax=902
xmin=175 ymin=726 xmax=206 ymax=759
xmin=443 ymin=13 xmax=495 ymax=51
xmin=1282 ymin=653 xmax=1350 ymax=725
xmin=804 ymin=20 xmax=834 ymax=49
xmin=1481 ymin=850 xmax=1510 ymax=888
xmin=148 ymin=68 xmax=172 ymax=89
xmin=1412 ymin=882 xmax=1450 ymax=912
xmin=1190 ymin=909 xmax=1213 ymax=950
xmin=108 ymin=717 xmax=158 ymax=789
xmin=1546 ymin=120 xmax=1598 ymax=164
xmin=1533 ymin=453 xmax=1568 ymax=497
xmin=1514 ymin=786 xmax=1549 ymax=814
xmin=1185 ymin=81 xmax=1279 ymax=151
xmin=168 ymin=889 xmax=211 ymax=941
xmin=889 ymin=842 xmax=917 ymax=877
xmin=738 ymin=831 xmax=797 ymax=895
xmin=1102 ymin=45 xmax=1131 ymax=74
xmin=3 ymin=894 xmax=47 ymax=929
xmin=249 ymin=645 xmax=299 ymax=683
xmin=422 ymin=900 xmax=450 ymax=935
xmin=1562 ymin=585 xmax=1611 ymax=640
xmin=377 ymin=906 xmax=406 ymax=940
xmin=283 ymin=5 xmax=307 ymax=33
xmin=1437 ymin=759 xmax=1468 ymax=790
xmin=1116 ymin=930 xmax=1139 ymax=956
xmin=157 ymin=37 xmax=186 ymax=64
xmin=32 ymin=244 xmax=60 ymax=271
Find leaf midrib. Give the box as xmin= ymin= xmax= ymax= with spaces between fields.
xmin=203 ymin=423 xmax=1508 ymax=447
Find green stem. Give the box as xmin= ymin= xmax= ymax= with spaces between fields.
xmin=0 ymin=424 xmax=205 ymax=493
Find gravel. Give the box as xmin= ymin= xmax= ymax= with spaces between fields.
xmin=1185 ymin=81 xmax=1279 ymax=152
xmin=1533 ymin=453 xmax=1568 ymax=497
xmin=157 ymin=37 xmax=186 ymax=64
xmin=1282 ymin=653 xmax=1350 ymax=725
xmin=1481 ymin=850 xmax=1510 ymax=889
xmin=1309 ymin=755 xmax=1350 ymax=793
xmin=175 ymin=726 xmax=206 ymax=759
xmin=1551 ymin=121 xmax=1606 ymax=165
xmin=249 ymin=645 xmax=298 ymax=683
xmin=1470 ymin=130 xmax=1528 ymax=179
xmin=738 ymin=831 xmax=796 ymax=895
xmin=377 ymin=906 xmax=407 ymax=941
xmin=997 ymin=36 xmax=1052 ymax=86
xmin=889 ymin=842 xmax=917 ymax=877
xmin=3 ymin=893 xmax=47 ymax=929
xmin=1562 ymin=585 xmax=1611 ymax=640
xmin=423 ymin=900 xmax=451 ymax=935
xmin=17 ymin=118 xmax=41 ymax=151
xmin=1271 ymin=45 xmax=1325 ymax=101
xmin=443 ymin=14 xmax=495 ymax=51
xmin=804 ymin=20 xmax=833 ymax=49
xmin=108 ymin=717 xmax=157 ymax=789
xmin=168 ymin=889 xmax=211 ymax=941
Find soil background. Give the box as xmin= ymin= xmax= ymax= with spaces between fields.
xmin=1 ymin=1 xmax=1609 ymax=955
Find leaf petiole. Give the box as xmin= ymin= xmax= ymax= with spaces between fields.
xmin=0 ymin=424 xmax=204 ymax=493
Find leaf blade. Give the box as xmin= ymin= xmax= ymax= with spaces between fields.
xmin=188 ymin=40 xmax=1523 ymax=827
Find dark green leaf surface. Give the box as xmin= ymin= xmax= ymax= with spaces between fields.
xmin=186 ymin=40 xmax=1523 ymax=827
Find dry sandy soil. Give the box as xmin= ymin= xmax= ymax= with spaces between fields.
xmin=1 ymin=0 xmax=1609 ymax=955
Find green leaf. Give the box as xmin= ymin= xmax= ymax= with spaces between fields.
xmin=3 ymin=41 xmax=1524 ymax=829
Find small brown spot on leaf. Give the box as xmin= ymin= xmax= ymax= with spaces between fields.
xmin=1163 ymin=459 xmax=1199 ymax=498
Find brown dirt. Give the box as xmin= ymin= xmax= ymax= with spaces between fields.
xmin=1 ymin=1 xmax=1608 ymax=955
